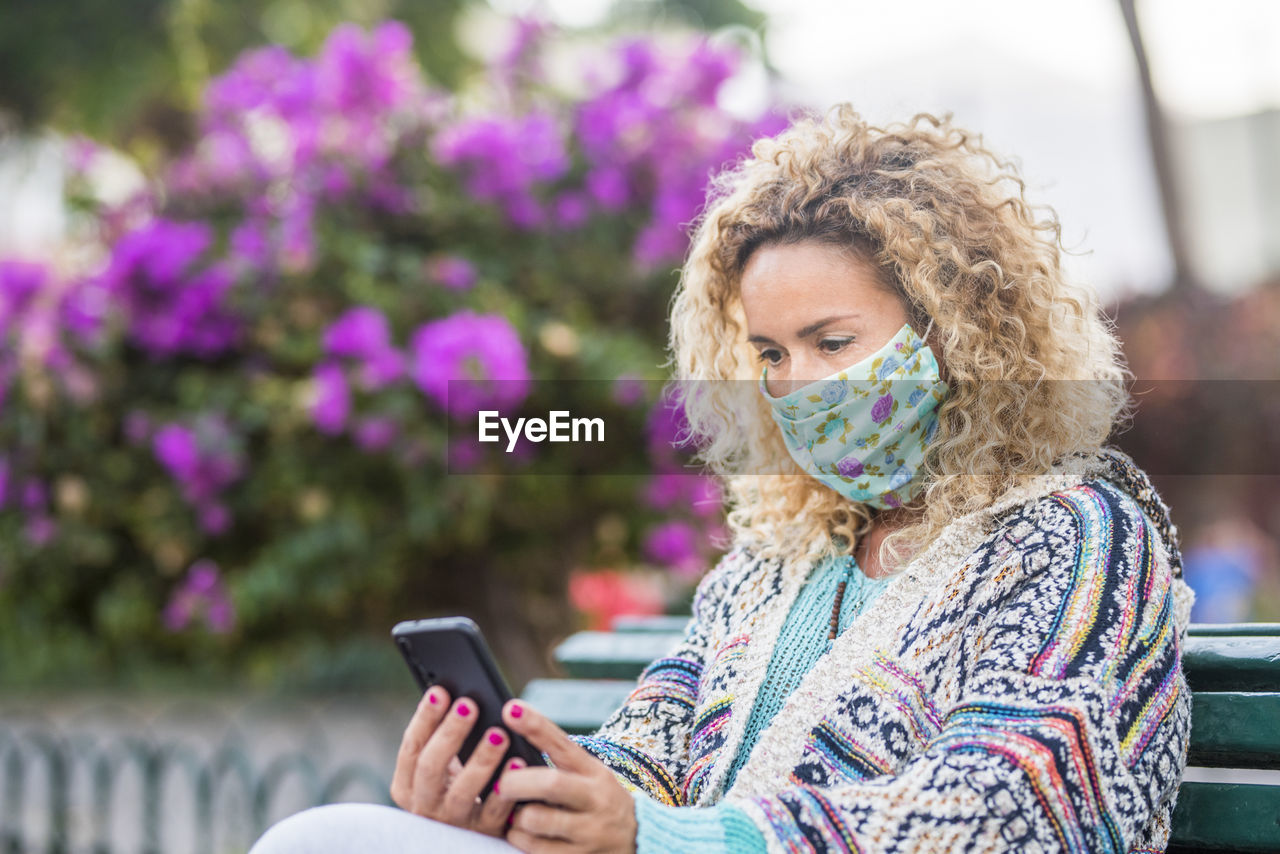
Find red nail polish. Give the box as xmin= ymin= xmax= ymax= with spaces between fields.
xmin=510 ymin=702 xmax=523 ymax=718
xmin=488 ymin=731 xmax=503 ymax=745
xmin=457 ymin=703 xmax=470 ymax=717
xmin=427 ymin=692 xmax=438 ymax=705
xmin=494 ymin=781 xmax=500 ymax=794
xmin=508 ymin=759 xmax=520 ymax=770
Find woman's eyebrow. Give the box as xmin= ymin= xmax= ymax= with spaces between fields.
xmin=796 ymin=314 xmax=858 ymax=339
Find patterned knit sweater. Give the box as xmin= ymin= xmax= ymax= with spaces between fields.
xmin=569 ymin=447 xmax=1194 ymax=853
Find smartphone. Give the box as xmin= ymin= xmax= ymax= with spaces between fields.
xmin=392 ymin=616 xmax=547 ymax=797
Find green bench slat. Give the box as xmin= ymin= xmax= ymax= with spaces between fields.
xmin=611 ymin=615 xmax=693 ymax=633
xmin=554 ymin=631 xmax=684 ymax=679
xmin=1189 ymin=623 xmax=1280 ymax=637
xmin=1188 ymin=693 xmax=1280 ymax=769
xmin=520 ymin=678 xmax=635 ymax=735
xmin=1184 ymin=636 xmax=1280 ymax=692
xmin=1170 ymin=782 xmax=1280 ymax=852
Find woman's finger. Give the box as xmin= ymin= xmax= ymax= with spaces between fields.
xmin=390 ymin=686 xmax=450 ymax=808
xmin=492 ymin=767 xmax=593 ymax=812
xmin=440 ymin=725 xmax=511 ymax=824
xmin=473 ymin=757 xmax=525 ymax=837
xmin=509 ymin=800 xmax=580 ymax=842
xmin=506 ymin=824 xmax=576 ymax=854
xmin=501 ymin=700 xmax=596 ymax=775
xmin=410 ymin=695 xmax=478 ymax=816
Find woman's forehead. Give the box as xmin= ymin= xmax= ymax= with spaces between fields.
xmin=738 ymin=242 xmax=899 ymax=329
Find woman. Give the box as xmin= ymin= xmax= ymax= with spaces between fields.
xmin=251 ymin=106 xmax=1193 ymax=853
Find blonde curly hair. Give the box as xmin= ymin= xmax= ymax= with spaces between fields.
xmin=668 ymin=105 xmax=1134 ymax=571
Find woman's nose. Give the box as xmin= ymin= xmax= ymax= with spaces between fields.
xmin=774 ymin=352 xmax=824 ymax=395
xmin=789 ymin=352 xmax=826 ymax=387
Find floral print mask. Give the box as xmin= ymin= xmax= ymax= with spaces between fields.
xmin=759 ymin=322 xmax=948 ymax=509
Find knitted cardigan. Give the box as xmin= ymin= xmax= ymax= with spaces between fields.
xmin=569 ymin=447 xmax=1194 ymax=853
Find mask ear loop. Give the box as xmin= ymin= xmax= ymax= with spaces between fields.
xmin=920 ymin=316 xmax=935 ymax=342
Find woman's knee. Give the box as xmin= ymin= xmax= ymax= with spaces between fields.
xmin=248 ymin=801 xmax=520 ymax=854
xmin=249 ymin=802 xmax=407 ymax=854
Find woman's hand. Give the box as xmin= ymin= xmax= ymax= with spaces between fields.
xmin=497 ymin=698 xmax=638 ymax=854
xmin=390 ymin=685 xmax=526 ymax=837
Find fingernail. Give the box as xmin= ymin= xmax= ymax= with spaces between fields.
xmin=508 ymin=759 xmax=520 ymax=770
xmin=457 ymin=703 xmax=470 ymax=717
xmin=509 ymin=702 xmax=523 ymax=718
xmin=488 ymin=731 xmax=504 ymax=745
xmin=494 ymin=780 xmax=500 ymax=794
xmin=427 ymin=691 xmax=438 ymax=705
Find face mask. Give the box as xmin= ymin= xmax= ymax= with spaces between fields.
xmin=759 ymin=321 xmax=948 ymax=509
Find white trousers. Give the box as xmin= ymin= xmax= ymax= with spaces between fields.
xmin=249 ymin=802 xmax=523 ymax=853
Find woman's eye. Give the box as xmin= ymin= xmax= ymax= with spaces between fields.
xmin=756 ymin=348 xmax=783 ymax=366
xmin=818 ymin=337 xmax=854 ymax=354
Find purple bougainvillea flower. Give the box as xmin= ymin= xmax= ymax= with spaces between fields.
xmin=123 ymin=411 xmax=152 ymax=445
xmin=354 ymin=416 xmax=398 ymax=452
xmin=646 ymin=392 xmax=694 ymax=458
xmin=324 ymin=307 xmax=392 ymax=361
xmin=585 ymin=167 xmax=630 ymax=210
xmin=410 ymin=311 xmax=530 ymax=419
xmin=24 ymin=516 xmax=56 ymax=547
xmin=689 ymin=475 xmax=722 ymax=517
xmin=152 ymin=416 xmax=245 ymax=518
xmin=0 ymin=260 xmax=45 ymax=327
xmin=643 ymin=520 xmax=703 ymax=577
xmin=553 ymin=192 xmax=590 ymax=229
xmin=164 ymin=559 xmax=236 ymax=634
xmin=447 ymin=437 xmax=485 ymax=471
xmin=229 ymin=219 xmax=273 ymax=269
xmin=318 ymin=20 xmax=419 ymax=117
xmin=188 ymin=559 xmax=220 ymax=594
xmin=198 ymin=502 xmax=232 ymax=535
xmin=205 ymin=596 xmax=236 ymax=634
xmin=358 ymin=348 xmax=405 ymax=390
xmin=19 ymin=478 xmax=46 ymax=513
xmin=643 ymin=472 xmax=721 ymax=517
xmin=100 ymin=219 xmax=242 ymax=358
xmin=643 ymin=472 xmax=684 ymax=510
xmin=427 ymin=255 xmax=478 ymax=291
xmin=153 ymin=425 xmax=200 ymax=484
xmin=311 ymin=362 xmax=351 ymax=435
xmin=611 ymin=374 xmax=645 ymax=407
xmin=432 ymin=111 xmax=568 ymax=229
xmin=871 ymin=393 xmax=894 ymax=423
xmin=644 ymin=520 xmax=698 ymax=564
xmin=322 ymin=306 xmax=405 ymax=390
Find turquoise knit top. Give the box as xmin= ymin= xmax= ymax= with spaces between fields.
xmin=630 ymin=555 xmax=893 ymax=853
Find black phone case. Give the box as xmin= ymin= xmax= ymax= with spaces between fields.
xmin=392 ymin=616 xmax=547 ymax=798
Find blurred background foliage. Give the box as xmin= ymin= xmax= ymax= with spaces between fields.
xmin=0 ymin=1 xmax=776 ymax=693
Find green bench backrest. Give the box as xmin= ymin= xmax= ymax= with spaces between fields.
xmin=523 ymin=620 xmax=1280 ymax=853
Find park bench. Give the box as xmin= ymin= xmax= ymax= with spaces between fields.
xmin=521 ymin=618 xmax=1280 ymax=853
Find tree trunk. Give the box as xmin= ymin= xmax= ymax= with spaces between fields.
xmin=1118 ymin=0 xmax=1203 ymax=295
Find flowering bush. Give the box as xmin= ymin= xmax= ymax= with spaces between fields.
xmin=0 ymin=18 xmax=783 ymax=688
